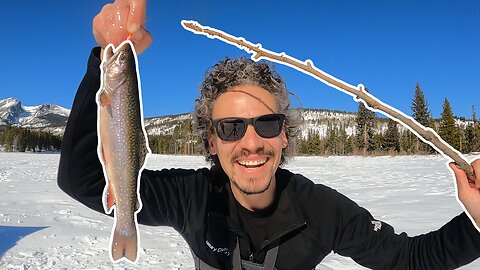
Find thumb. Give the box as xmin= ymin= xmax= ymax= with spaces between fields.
xmin=450 ymin=162 xmax=469 ymax=191
xmin=126 ymin=0 xmax=146 ymax=34
xmin=131 ymin=27 xmax=152 ymax=55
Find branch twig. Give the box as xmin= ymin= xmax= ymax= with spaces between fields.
xmin=181 ymin=20 xmax=476 ymax=181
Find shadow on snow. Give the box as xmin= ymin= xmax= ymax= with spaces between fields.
xmin=0 ymin=226 xmax=48 ymax=257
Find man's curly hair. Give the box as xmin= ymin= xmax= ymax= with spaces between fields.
xmin=194 ymin=56 xmax=303 ymax=165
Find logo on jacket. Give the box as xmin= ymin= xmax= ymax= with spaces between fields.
xmin=206 ymin=240 xmax=230 ymax=256
xmin=371 ymin=220 xmax=382 ymax=231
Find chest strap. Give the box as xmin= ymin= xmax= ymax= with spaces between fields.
xmin=191 ymin=238 xmax=279 ymax=270
xmin=192 ymin=249 xmax=222 ymax=270
xmin=232 ymin=237 xmax=278 ymax=270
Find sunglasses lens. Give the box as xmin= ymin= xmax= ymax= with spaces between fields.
xmin=213 ymin=114 xmax=285 ymax=141
xmin=217 ymin=119 xmax=246 ymax=141
xmin=255 ymin=114 xmax=284 ymax=138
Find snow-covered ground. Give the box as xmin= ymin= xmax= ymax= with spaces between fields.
xmin=0 ymin=152 xmax=479 ymax=269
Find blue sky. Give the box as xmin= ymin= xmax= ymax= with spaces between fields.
xmin=2 ymin=1 xmax=479 ymax=119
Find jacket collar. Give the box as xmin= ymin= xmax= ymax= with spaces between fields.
xmin=208 ymin=166 xmax=307 ymax=250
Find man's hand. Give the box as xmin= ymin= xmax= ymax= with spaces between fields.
xmin=450 ymin=159 xmax=480 ymax=228
xmin=93 ymin=0 xmax=152 ymax=55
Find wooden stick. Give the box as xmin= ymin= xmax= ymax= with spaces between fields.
xmin=181 ymin=20 xmax=476 ymax=181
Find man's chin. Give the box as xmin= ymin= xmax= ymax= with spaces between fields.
xmin=232 ymin=177 xmax=271 ymax=195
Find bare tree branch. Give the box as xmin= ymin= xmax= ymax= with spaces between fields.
xmin=181 ymin=20 xmax=476 ymax=181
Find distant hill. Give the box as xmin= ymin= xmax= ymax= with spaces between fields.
xmin=143 ymin=109 xmax=406 ymax=140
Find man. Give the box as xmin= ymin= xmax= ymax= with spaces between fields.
xmin=58 ymin=0 xmax=480 ymax=269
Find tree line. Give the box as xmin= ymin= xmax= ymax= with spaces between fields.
xmin=299 ymin=83 xmax=480 ymax=156
xmin=148 ymin=83 xmax=479 ymax=156
xmin=0 ymin=125 xmax=62 ymax=152
xmin=2 ymin=83 xmax=478 ymax=156
xmin=148 ymin=119 xmax=199 ymax=155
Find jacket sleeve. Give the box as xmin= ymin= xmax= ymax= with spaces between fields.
xmin=332 ymin=192 xmax=480 ymax=269
xmin=57 ymin=48 xmax=208 ymax=232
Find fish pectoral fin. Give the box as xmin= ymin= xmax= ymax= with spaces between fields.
xmin=99 ymin=144 xmax=108 ymax=164
xmin=99 ymin=92 xmax=111 ymax=107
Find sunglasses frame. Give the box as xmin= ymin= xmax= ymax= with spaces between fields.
xmin=211 ymin=113 xmax=286 ymax=142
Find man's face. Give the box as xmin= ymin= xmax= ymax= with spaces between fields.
xmin=208 ymin=84 xmax=288 ymax=198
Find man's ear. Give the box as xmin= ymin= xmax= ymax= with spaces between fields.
xmin=281 ymin=130 xmax=288 ymax=149
xmin=208 ymin=133 xmax=218 ymax=155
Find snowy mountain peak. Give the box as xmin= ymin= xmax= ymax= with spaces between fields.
xmin=0 ymin=98 xmax=26 ymax=125
xmin=0 ymin=97 xmax=70 ymax=135
xmin=0 ymin=97 xmax=21 ymax=108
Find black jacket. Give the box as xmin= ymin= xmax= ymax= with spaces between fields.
xmin=57 ymin=47 xmax=480 ymax=269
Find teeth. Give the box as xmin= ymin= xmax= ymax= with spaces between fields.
xmin=238 ymin=159 xmax=267 ymax=167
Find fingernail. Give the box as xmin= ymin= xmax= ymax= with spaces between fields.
xmin=128 ymin=23 xmax=140 ymax=34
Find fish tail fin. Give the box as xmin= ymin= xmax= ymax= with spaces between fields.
xmin=111 ymin=227 xmax=138 ymax=262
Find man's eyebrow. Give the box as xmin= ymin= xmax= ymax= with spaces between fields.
xmin=228 ymin=89 xmax=276 ymax=113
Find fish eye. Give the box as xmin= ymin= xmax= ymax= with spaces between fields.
xmin=119 ymin=53 xmax=126 ymax=61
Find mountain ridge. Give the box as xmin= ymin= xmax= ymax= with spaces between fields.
xmin=0 ymin=97 xmax=474 ymax=139
xmin=0 ymin=98 xmax=70 ymax=135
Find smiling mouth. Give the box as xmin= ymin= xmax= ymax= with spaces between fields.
xmin=237 ymin=158 xmax=268 ymax=168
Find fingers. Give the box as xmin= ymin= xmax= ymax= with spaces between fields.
xmin=93 ymin=3 xmax=126 ymax=48
xmin=450 ymin=160 xmax=480 ymax=190
xmin=126 ymin=0 xmax=146 ymax=34
xmin=450 ymin=163 xmax=470 ymax=191
xmin=93 ymin=12 xmax=107 ymax=47
xmin=131 ymin=26 xmax=152 ymax=55
xmin=472 ymin=159 xmax=480 ymax=187
xmin=92 ymin=0 xmax=150 ymax=55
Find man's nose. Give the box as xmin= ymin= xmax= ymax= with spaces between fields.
xmin=239 ymin=124 xmax=264 ymax=149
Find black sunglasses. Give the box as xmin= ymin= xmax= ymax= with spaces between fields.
xmin=211 ymin=113 xmax=286 ymax=142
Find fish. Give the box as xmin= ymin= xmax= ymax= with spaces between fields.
xmin=96 ymin=39 xmax=149 ymax=263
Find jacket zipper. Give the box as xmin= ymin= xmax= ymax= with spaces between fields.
xmin=253 ymin=221 xmax=307 ymax=259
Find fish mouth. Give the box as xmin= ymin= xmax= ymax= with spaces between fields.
xmin=104 ymin=41 xmax=134 ymax=66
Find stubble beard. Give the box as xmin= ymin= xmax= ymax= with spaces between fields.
xmin=231 ymin=175 xmax=273 ymax=195
xmin=230 ymin=148 xmax=276 ymax=195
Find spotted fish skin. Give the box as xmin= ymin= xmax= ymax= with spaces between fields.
xmin=96 ymin=39 xmax=149 ymax=263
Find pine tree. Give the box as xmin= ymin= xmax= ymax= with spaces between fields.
xmin=374 ymin=132 xmax=384 ymax=153
xmin=458 ymin=124 xmax=466 ymax=153
xmin=411 ymin=82 xmax=432 ymax=153
xmin=465 ymin=124 xmax=476 ymax=153
xmin=336 ymin=125 xmax=348 ymax=155
xmin=399 ymin=130 xmax=413 ymax=154
xmin=325 ymin=125 xmax=337 ymax=155
xmin=411 ymin=82 xmax=432 ymax=126
xmin=300 ymin=130 xmax=322 ymax=155
xmin=355 ymin=99 xmax=377 ymax=155
xmin=384 ymin=119 xmax=400 ymax=153
xmin=438 ymin=98 xmax=460 ymax=150
xmin=344 ymin=136 xmax=354 ymax=155
xmin=465 ymin=105 xmax=480 ymax=153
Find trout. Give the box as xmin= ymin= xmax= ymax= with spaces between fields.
xmin=96 ymin=39 xmax=149 ymax=263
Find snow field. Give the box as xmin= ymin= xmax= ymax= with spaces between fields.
xmin=0 ymin=153 xmax=479 ymax=269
